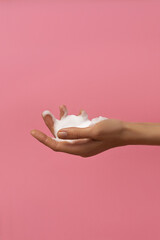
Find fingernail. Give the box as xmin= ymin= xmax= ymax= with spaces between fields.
xmin=58 ymin=132 xmax=67 ymax=138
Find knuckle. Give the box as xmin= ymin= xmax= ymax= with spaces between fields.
xmin=88 ymin=127 xmax=94 ymax=138
xmin=44 ymin=137 xmax=59 ymax=152
xmin=92 ymin=128 xmax=100 ymax=138
xmin=73 ymin=130 xmax=79 ymax=138
xmin=53 ymin=141 xmax=60 ymax=152
xmin=39 ymin=135 xmax=47 ymax=143
xmin=70 ymin=129 xmax=79 ymax=139
xmin=44 ymin=136 xmax=50 ymax=145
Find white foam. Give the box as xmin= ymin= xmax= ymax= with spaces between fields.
xmin=42 ymin=110 xmax=56 ymax=121
xmin=42 ymin=110 xmax=108 ymax=142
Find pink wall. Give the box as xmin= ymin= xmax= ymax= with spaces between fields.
xmin=0 ymin=1 xmax=160 ymax=240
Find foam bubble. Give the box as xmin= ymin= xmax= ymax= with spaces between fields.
xmin=42 ymin=110 xmax=108 ymax=142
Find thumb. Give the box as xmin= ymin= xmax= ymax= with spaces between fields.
xmin=58 ymin=126 xmax=93 ymax=139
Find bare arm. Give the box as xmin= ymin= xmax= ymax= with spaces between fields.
xmin=122 ymin=122 xmax=160 ymax=146
xmin=30 ymin=105 xmax=160 ymax=158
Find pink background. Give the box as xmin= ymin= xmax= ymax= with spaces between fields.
xmin=0 ymin=1 xmax=160 ymax=240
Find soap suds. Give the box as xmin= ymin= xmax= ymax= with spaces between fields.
xmin=42 ymin=110 xmax=56 ymax=121
xmin=42 ymin=110 xmax=108 ymax=143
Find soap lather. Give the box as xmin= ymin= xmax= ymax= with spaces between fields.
xmin=42 ymin=109 xmax=108 ymax=143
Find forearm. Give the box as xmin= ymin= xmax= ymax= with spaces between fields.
xmin=122 ymin=121 xmax=160 ymax=146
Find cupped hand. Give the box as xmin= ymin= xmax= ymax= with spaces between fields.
xmin=30 ymin=105 xmax=126 ymax=158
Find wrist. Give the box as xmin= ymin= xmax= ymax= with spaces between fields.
xmin=121 ymin=121 xmax=146 ymax=146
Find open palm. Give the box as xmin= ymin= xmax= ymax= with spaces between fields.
xmin=30 ymin=105 xmax=124 ymax=157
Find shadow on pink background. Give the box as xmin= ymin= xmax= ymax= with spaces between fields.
xmin=0 ymin=1 xmax=160 ymax=240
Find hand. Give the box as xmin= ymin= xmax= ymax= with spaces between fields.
xmin=30 ymin=105 xmax=126 ymax=158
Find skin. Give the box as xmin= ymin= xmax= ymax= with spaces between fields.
xmin=30 ymin=105 xmax=160 ymax=158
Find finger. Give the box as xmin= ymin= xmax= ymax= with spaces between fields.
xmin=30 ymin=129 xmax=59 ymax=151
xmin=59 ymin=104 xmax=68 ymax=119
xmin=78 ymin=109 xmax=88 ymax=120
xmin=59 ymin=105 xmax=64 ymax=119
xmin=57 ymin=126 xmax=93 ymax=139
xmin=78 ymin=109 xmax=83 ymax=115
xmin=70 ymin=138 xmax=91 ymax=144
xmin=30 ymin=129 xmax=100 ymax=157
xmin=55 ymin=137 xmax=101 ymax=157
xmin=42 ymin=110 xmax=55 ymax=137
